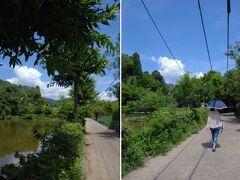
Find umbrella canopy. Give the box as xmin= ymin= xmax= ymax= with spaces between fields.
xmin=207 ymin=100 xmax=228 ymax=110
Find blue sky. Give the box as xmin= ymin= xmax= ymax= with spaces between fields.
xmin=0 ymin=4 xmax=119 ymax=100
xmin=122 ymin=0 xmax=240 ymax=83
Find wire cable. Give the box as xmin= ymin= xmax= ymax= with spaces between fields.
xmin=100 ymin=16 xmax=119 ymax=91
xmin=197 ymin=0 xmax=213 ymax=71
xmin=226 ymin=0 xmax=231 ymax=82
xmin=100 ymin=68 xmax=112 ymax=90
xmin=140 ymin=0 xmax=184 ymax=74
xmin=98 ymin=74 xmax=119 ymax=98
xmin=226 ymin=0 xmax=231 ymax=107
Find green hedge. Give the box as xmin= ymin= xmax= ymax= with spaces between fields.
xmin=1 ymin=123 xmax=84 ymax=180
xmin=122 ymin=107 xmax=208 ymax=175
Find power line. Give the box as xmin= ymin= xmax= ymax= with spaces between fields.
xmin=226 ymin=0 xmax=231 ymax=107
xmin=140 ymin=0 xmax=185 ymax=74
xmin=197 ymin=0 xmax=213 ymax=71
xmin=226 ymin=0 xmax=231 ymax=77
xmin=98 ymin=74 xmax=119 ymax=98
xmin=100 ymin=68 xmax=112 ymax=90
xmin=100 ymin=19 xmax=119 ymax=90
xmin=112 ymin=17 xmax=120 ymax=42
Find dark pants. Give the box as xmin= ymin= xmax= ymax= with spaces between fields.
xmin=210 ymin=128 xmax=220 ymax=145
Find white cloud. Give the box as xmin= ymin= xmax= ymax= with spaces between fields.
xmin=7 ymin=66 xmax=70 ymax=100
xmin=7 ymin=66 xmax=42 ymax=87
xmin=152 ymin=56 xmax=185 ymax=84
xmin=192 ymin=72 xmax=204 ymax=79
xmin=97 ymin=91 xmax=117 ymax=101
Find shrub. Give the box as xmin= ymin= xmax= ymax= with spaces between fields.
xmin=26 ymin=103 xmax=36 ymax=114
xmin=122 ymin=107 xmax=208 ymax=175
xmin=1 ymin=123 xmax=84 ymax=180
xmin=123 ymin=90 xmax=177 ymax=114
xmin=57 ymin=98 xmax=73 ymax=119
xmin=44 ymin=104 xmax=52 ymax=115
xmin=24 ymin=114 xmax=33 ymax=120
xmin=111 ymin=109 xmax=120 ymax=133
xmin=0 ymin=111 xmax=6 ymax=120
xmin=78 ymin=104 xmax=92 ymax=126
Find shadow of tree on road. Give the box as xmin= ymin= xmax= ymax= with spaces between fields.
xmin=97 ymin=131 xmax=120 ymax=141
xmin=221 ymin=113 xmax=235 ymax=116
xmin=221 ymin=116 xmax=240 ymax=124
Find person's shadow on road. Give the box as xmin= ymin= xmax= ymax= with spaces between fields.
xmin=202 ymin=142 xmax=221 ymax=149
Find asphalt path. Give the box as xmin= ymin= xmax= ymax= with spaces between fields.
xmin=85 ymin=118 xmax=120 ymax=180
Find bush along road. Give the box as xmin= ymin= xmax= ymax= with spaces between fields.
xmin=123 ymin=112 xmax=240 ymax=180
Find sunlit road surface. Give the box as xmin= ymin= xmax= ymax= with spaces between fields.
xmin=85 ymin=118 xmax=120 ymax=180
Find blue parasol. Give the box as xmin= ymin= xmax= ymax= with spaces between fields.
xmin=207 ymin=100 xmax=228 ymax=110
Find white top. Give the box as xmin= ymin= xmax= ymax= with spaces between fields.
xmin=207 ymin=110 xmax=223 ymax=129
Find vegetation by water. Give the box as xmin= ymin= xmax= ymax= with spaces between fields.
xmin=0 ymin=116 xmax=60 ymax=157
xmin=122 ymin=107 xmax=208 ymax=175
xmin=1 ymin=123 xmax=84 ymax=180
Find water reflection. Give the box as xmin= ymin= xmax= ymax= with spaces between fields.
xmin=0 ymin=118 xmax=55 ymax=168
xmin=0 ymin=142 xmax=43 ymax=169
xmin=0 ymin=153 xmax=19 ymax=167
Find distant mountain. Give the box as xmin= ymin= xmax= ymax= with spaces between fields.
xmin=44 ymin=97 xmax=57 ymax=102
xmin=167 ymin=84 xmax=174 ymax=88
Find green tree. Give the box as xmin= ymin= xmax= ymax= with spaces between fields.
xmin=122 ymin=53 xmax=135 ymax=82
xmin=92 ymin=100 xmax=105 ymax=121
xmin=127 ymin=90 xmax=176 ymax=114
xmin=122 ymin=52 xmax=142 ymax=81
xmin=201 ymin=71 xmax=224 ymax=101
xmin=122 ymin=77 xmax=145 ymax=105
xmin=138 ymin=72 xmax=158 ymax=92
xmin=0 ymin=0 xmax=118 ymax=68
xmin=227 ymin=42 xmax=240 ymax=110
xmin=131 ymin=52 xmax=142 ymax=76
xmin=26 ymin=103 xmax=36 ymax=114
xmin=45 ymin=3 xmax=119 ymax=123
xmin=0 ymin=1 xmax=119 ymax=124
xmin=151 ymin=70 xmax=167 ymax=93
xmin=0 ymin=80 xmax=43 ymax=116
xmin=228 ymin=41 xmax=240 ymax=70
xmin=173 ymin=73 xmax=202 ymax=107
xmin=223 ymin=69 xmax=240 ymax=109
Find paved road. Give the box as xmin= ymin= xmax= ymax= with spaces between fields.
xmin=123 ymin=113 xmax=240 ymax=180
xmin=85 ymin=118 xmax=120 ymax=180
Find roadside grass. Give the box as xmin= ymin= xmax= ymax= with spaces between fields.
xmin=122 ymin=107 xmax=208 ymax=175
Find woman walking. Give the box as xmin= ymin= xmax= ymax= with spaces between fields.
xmin=207 ymin=108 xmax=224 ymax=152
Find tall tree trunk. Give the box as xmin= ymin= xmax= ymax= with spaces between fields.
xmin=73 ymin=81 xmax=78 ymax=121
